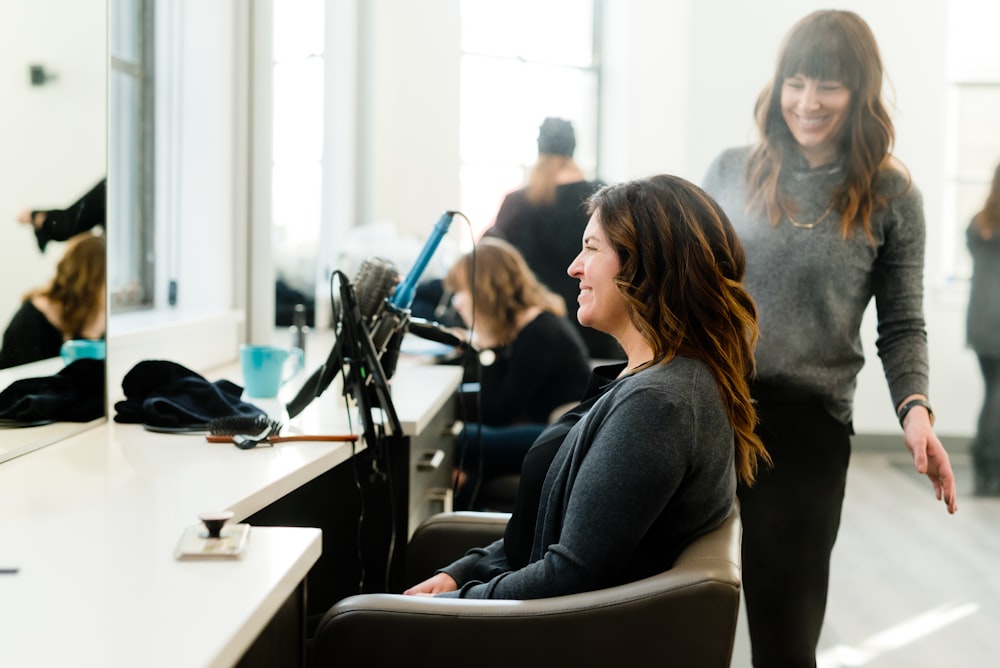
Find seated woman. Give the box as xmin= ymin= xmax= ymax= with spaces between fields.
xmin=0 ymin=233 xmax=106 ymax=369
xmin=405 ymin=174 xmax=770 ymax=599
xmin=444 ymin=237 xmax=591 ymax=510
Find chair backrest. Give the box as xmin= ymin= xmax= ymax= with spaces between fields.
xmin=310 ymin=508 xmax=742 ymax=668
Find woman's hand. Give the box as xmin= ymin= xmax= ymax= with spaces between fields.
xmin=902 ymin=407 xmax=959 ymax=514
xmin=403 ymin=572 xmax=458 ymax=596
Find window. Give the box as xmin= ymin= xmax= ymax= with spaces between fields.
xmin=109 ymin=0 xmax=154 ymax=310
xmin=458 ymin=0 xmax=601 ymax=236
xmin=271 ymin=0 xmax=325 ymax=327
xmin=943 ymin=0 xmax=1000 ymax=281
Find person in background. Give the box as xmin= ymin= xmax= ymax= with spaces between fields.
xmin=0 ymin=233 xmax=106 ymax=369
xmin=966 ymin=160 xmax=1000 ymax=496
xmin=16 ymin=177 xmax=106 ymax=253
xmin=701 ymin=10 xmax=958 ymax=667
xmin=484 ymin=117 xmax=621 ymax=360
xmin=443 ymin=237 xmax=591 ymax=510
xmin=404 ymin=174 xmax=769 ymax=600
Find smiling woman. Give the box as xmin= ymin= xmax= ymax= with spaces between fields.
xmin=0 ymin=0 xmax=107 ymax=460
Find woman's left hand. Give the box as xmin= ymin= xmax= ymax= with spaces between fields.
xmin=902 ymin=409 xmax=959 ymax=514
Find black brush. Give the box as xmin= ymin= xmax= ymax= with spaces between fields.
xmin=208 ymin=414 xmax=283 ymax=437
xmin=142 ymin=414 xmax=282 ymax=436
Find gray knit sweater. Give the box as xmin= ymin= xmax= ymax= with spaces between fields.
xmin=702 ymin=146 xmax=930 ymax=424
xmin=438 ymin=356 xmax=736 ymax=600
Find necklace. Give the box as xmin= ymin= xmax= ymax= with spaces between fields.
xmin=785 ymin=202 xmax=835 ymax=229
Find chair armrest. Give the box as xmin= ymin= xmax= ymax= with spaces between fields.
xmin=404 ymin=511 xmax=510 ymax=587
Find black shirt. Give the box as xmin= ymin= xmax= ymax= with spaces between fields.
xmin=0 ymin=301 xmax=63 ymax=369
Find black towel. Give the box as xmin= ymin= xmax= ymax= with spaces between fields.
xmin=0 ymin=358 xmax=105 ymax=424
xmin=114 ymin=359 xmax=264 ymax=429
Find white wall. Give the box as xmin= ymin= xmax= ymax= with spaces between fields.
xmin=0 ymin=0 xmax=106 ymax=337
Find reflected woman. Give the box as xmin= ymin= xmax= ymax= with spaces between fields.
xmin=0 ymin=232 xmax=105 ymax=369
xmin=966 ymin=160 xmax=1000 ymax=496
xmin=444 ymin=237 xmax=591 ymax=510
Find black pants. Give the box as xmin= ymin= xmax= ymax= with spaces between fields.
xmin=738 ymin=395 xmax=851 ymax=668
xmin=973 ymin=354 xmax=1000 ymax=494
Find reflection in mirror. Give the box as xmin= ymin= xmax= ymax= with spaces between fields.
xmin=0 ymin=0 xmax=107 ymax=462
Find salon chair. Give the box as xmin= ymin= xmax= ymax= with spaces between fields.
xmin=309 ymin=506 xmax=743 ymax=667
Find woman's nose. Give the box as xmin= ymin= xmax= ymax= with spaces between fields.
xmin=798 ymin=84 xmax=821 ymax=110
xmin=567 ymin=253 xmax=583 ymax=277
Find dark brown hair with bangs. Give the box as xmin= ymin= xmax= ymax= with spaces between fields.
xmin=587 ymin=175 xmax=769 ymax=485
xmin=747 ymin=10 xmax=905 ymax=241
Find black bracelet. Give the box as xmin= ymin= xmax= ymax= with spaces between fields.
xmin=897 ymin=398 xmax=934 ymax=427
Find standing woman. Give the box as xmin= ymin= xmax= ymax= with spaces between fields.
xmin=702 ymin=10 xmax=958 ymax=667
xmin=966 ymin=160 xmax=1000 ymax=496
xmin=484 ymin=117 xmax=621 ymax=360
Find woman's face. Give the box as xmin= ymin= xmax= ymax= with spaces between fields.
xmin=780 ymin=73 xmax=852 ymax=167
xmin=567 ymin=213 xmax=628 ymax=337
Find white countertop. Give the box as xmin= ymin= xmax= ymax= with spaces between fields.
xmin=0 ymin=357 xmax=462 ymax=668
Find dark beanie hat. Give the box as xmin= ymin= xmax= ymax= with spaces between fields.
xmin=537 ymin=117 xmax=576 ymax=157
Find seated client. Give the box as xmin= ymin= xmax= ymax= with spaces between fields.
xmin=444 ymin=236 xmax=591 ymax=510
xmin=0 ymin=232 xmax=106 ymax=369
xmin=405 ymin=174 xmax=770 ymax=599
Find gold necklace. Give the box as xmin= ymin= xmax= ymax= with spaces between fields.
xmin=785 ymin=202 xmax=835 ymax=229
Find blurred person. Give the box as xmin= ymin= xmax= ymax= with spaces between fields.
xmin=0 ymin=233 xmax=106 ymax=369
xmin=404 ymin=174 xmax=769 ymax=600
xmin=444 ymin=236 xmax=591 ymax=510
xmin=966 ymin=160 xmax=1000 ymax=496
xmin=17 ymin=177 xmax=106 ymax=253
xmin=484 ymin=117 xmax=621 ymax=360
xmin=702 ymin=10 xmax=958 ymax=667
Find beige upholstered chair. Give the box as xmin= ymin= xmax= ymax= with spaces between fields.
xmin=309 ymin=506 xmax=743 ymax=667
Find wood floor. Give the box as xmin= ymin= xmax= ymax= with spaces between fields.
xmin=729 ymin=446 xmax=1000 ymax=667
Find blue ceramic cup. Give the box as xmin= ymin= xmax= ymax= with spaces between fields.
xmin=240 ymin=344 xmax=304 ymax=398
xmin=60 ymin=339 xmax=106 ymax=365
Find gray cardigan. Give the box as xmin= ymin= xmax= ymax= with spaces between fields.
xmin=702 ymin=146 xmax=930 ymax=424
xmin=438 ymin=356 xmax=736 ymax=600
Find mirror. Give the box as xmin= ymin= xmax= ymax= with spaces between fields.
xmin=0 ymin=0 xmax=107 ymax=462
xmin=270 ymin=0 xmax=987 ymax=438
xmin=116 ymin=0 xmax=991 ymax=439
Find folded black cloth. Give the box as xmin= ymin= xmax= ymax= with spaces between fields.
xmin=0 ymin=358 xmax=105 ymax=424
xmin=114 ymin=359 xmax=265 ymax=429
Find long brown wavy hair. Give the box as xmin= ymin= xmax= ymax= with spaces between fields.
xmin=973 ymin=161 xmax=1000 ymax=237
xmin=588 ymin=175 xmax=769 ymax=485
xmin=25 ymin=232 xmax=106 ymax=339
xmin=747 ymin=10 xmax=906 ymax=242
xmin=444 ymin=237 xmax=565 ymax=346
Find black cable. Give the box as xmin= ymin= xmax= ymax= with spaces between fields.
xmin=343 ymin=393 xmax=366 ymax=594
xmin=445 ymin=212 xmax=487 ymax=510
